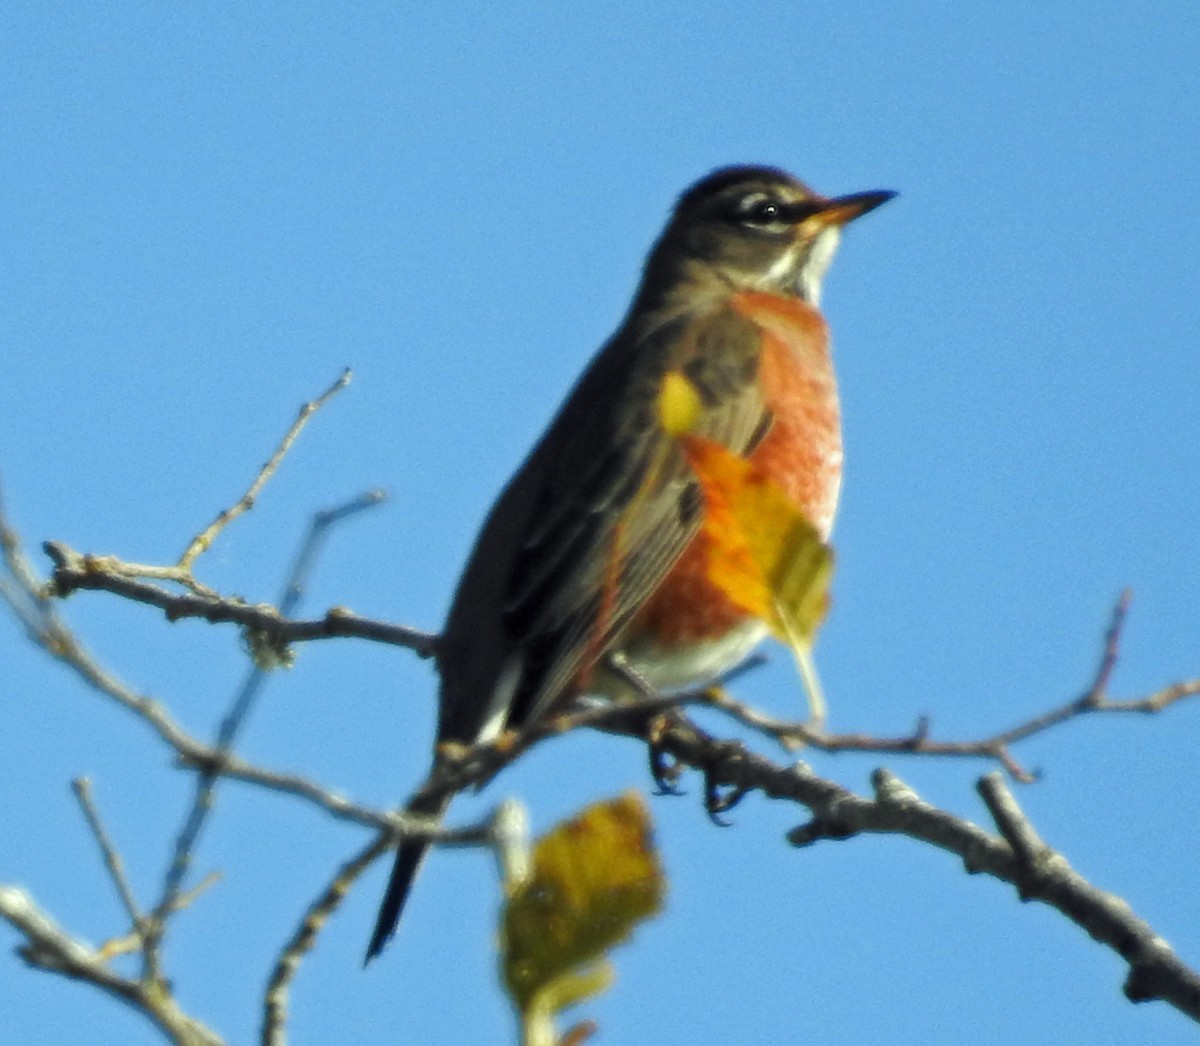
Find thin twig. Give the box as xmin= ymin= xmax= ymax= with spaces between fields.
xmin=71 ymin=778 xmax=144 ymax=929
xmin=177 ymin=368 xmax=351 ymax=571
xmin=262 ymin=836 xmax=391 ymax=1046
xmin=708 ymin=592 xmax=1200 ymax=782
xmin=0 ymin=488 xmax=60 ymax=639
xmin=613 ymin=713 xmax=1200 ymax=1023
xmin=9 ymin=506 xmax=435 ymax=837
xmin=97 ymin=873 xmax=222 ymax=960
xmin=279 ymin=489 xmax=387 ymax=610
xmin=43 ymin=540 xmax=437 ymax=658
xmin=972 ymin=772 xmax=1200 ymax=1014
xmin=9 ymin=453 xmax=1200 ymax=1034
xmin=977 ymin=771 xmax=1052 ymax=887
xmin=48 ymin=558 xmax=1199 ymax=785
xmin=0 ymin=886 xmax=226 ymax=1046
xmin=148 ymin=489 xmax=383 ymax=967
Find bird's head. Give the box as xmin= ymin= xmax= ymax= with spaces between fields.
xmin=646 ymin=165 xmax=895 ymax=305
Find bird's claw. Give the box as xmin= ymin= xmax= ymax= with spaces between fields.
xmin=649 ymin=737 xmax=686 ymax=795
xmin=703 ymin=771 xmax=747 ymax=826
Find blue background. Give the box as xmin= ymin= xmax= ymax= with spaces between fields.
xmin=3 ymin=5 xmax=1198 ymax=1044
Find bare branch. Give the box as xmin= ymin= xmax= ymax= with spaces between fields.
xmin=262 ymin=837 xmax=390 ymax=1046
xmin=177 ymin=368 xmax=352 ymax=572
xmin=71 ymin=778 xmax=144 ymax=930
xmin=974 ymin=773 xmax=1200 ymax=1015
xmin=42 ymin=540 xmax=437 ymax=658
xmin=6 ymin=495 xmax=437 ymax=834
xmin=7 ymin=406 xmax=1200 ymax=1037
xmin=97 ymin=874 xmax=222 ymax=961
xmin=0 ymin=487 xmax=67 ymax=643
xmin=596 ymin=712 xmax=1200 ymax=1023
xmin=0 ymin=885 xmax=225 ymax=1046
xmin=175 ymin=746 xmax=397 ymax=827
xmin=707 ymin=591 xmax=1200 ymax=782
xmin=44 ymin=548 xmax=1200 ymax=784
xmin=148 ymin=487 xmax=385 ymax=966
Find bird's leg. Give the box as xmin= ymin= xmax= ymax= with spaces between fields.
xmin=647 ymin=713 xmax=687 ymax=796
xmin=600 ymin=652 xmax=688 ymax=795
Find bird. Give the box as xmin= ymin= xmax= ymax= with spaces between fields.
xmin=366 ymin=164 xmax=894 ymax=961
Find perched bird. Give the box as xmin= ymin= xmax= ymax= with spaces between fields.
xmin=366 ymin=164 xmax=893 ymax=961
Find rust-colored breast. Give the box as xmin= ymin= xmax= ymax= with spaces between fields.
xmin=732 ymin=291 xmax=842 ymax=538
xmin=630 ymin=291 xmax=842 ymax=649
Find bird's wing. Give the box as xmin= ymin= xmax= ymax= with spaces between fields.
xmin=483 ymin=301 xmax=773 ymax=730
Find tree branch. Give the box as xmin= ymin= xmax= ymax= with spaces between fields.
xmin=6 ymin=375 xmax=1200 ymax=1039
xmin=146 ymin=487 xmax=389 ymax=967
xmin=42 ymin=541 xmax=438 ymax=660
xmin=0 ymin=885 xmax=225 ymax=1046
xmin=177 ymin=368 xmax=352 ymax=574
xmin=261 ymin=836 xmax=390 ymax=1046
xmin=598 ymin=713 xmax=1200 ymax=1022
xmin=41 ymin=536 xmax=1200 ymax=781
xmin=706 ymin=590 xmax=1200 ymax=781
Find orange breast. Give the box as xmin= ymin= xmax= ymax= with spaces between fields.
xmin=631 ymin=291 xmax=842 ymax=648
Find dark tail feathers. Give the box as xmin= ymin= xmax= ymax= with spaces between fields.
xmin=364 ymin=792 xmax=452 ymax=964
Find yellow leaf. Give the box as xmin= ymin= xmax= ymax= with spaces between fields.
xmin=680 ymin=435 xmax=833 ymax=722
xmin=653 ymin=368 xmax=834 ymax=721
xmin=657 ymin=370 xmax=703 ymax=436
xmin=501 ymin=793 xmax=665 ymax=1020
xmin=680 ymin=435 xmax=833 ymax=649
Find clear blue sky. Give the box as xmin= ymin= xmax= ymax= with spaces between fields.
xmin=3 ymin=5 xmax=1199 ymax=1044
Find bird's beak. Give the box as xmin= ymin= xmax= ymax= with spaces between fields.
xmin=807 ymin=189 xmax=897 ymax=228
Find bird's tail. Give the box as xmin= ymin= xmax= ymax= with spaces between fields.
xmin=364 ymin=790 xmax=452 ymax=964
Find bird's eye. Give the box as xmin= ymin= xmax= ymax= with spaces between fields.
xmin=731 ymin=193 xmax=789 ymax=231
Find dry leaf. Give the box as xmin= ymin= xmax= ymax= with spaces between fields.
xmin=501 ymin=793 xmax=665 ymax=1033
xmin=655 ymin=368 xmax=835 ymax=720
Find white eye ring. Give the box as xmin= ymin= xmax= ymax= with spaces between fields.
xmin=735 ymin=192 xmax=788 ymax=230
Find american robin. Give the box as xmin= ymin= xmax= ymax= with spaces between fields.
xmin=366 ymin=165 xmax=893 ymax=960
